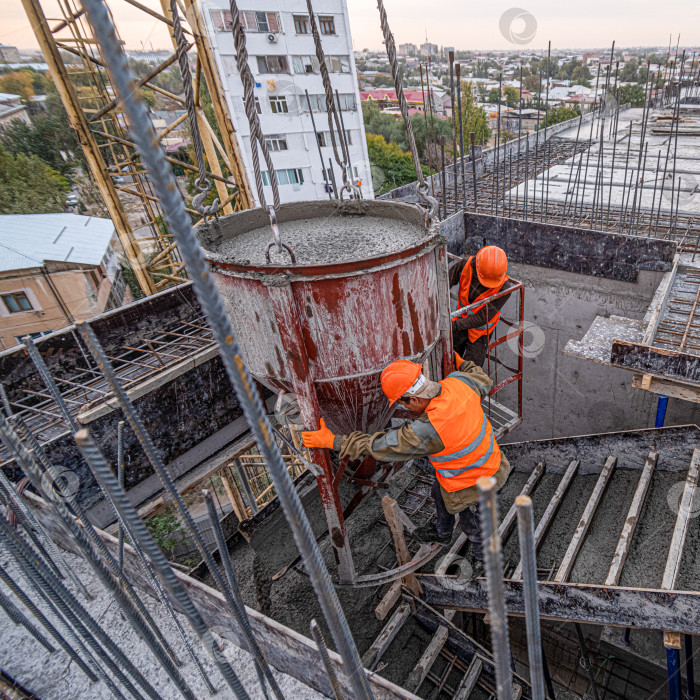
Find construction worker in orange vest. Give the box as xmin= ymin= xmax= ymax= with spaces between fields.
xmin=301 ymin=354 xmax=511 ymax=562
xmin=450 ymin=245 xmax=515 ymax=367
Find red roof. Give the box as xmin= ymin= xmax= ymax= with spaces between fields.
xmin=360 ymin=89 xmax=427 ymax=104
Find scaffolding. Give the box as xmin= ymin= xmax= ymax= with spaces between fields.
xmin=21 ymin=0 xmax=253 ymax=296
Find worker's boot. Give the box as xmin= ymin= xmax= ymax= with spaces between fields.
xmin=413 ymin=523 xmax=453 ymax=547
xmin=459 ymin=505 xmax=484 ymax=563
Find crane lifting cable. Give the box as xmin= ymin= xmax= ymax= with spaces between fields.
xmin=306 ymin=0 xmax=360 ymax=200
xmin=229 ymin=0 xmax=294 ymax=263
xmin=170 ymin=0 xmax=219 ymax=219
xmin=375 ymin=0 xmax=438 ymax=222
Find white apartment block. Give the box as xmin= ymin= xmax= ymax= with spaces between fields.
xmin=200 ymin=0 xmax=373 ymax=204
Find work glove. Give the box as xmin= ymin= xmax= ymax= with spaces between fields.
xmin=454 ymin=351 xmax=464 ymax=369
xmin=301 ymin=418 xmax=335 ymax=450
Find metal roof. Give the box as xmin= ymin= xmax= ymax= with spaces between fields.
xmin=0 ymin=214 xmax=115 ymax=273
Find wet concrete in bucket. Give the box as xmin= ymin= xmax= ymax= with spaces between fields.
xmin=206 ymin=215 xmax=428 ymax=266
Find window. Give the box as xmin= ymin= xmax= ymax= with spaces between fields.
xmin=256 ymin=55 xmax=289 ymax=74
xmin=303 ymin=94 xmax=355 ymax=112
xmin=2 ymin=291 xmax=33 ymax=314
xmin=209 ymin=9 xmax=233 ymax=31
xmin=262 ymin=168 xmax=304 ymax=186
xmin=319 ymin=16 xmax=335 ymax=35
xmin=269 ymin=96 xmax=288 ymax=114
xmin=293 ymin=55 xmax=320 ymax=75
xmin=317 ymin=130 xmax=352 ymax=147
xmin=241 ymin=11 xmax=279 ymax=33
xmin=254 ymin=97 xmax=262 ymax=115
xmin=324 ymin=55 xmax=350 ymax=74
xmin=15 ymin=330 xmax=52 ymax=345
xmin=265 ymin=134 xmax=288 ymax=151
xmin=293 ymin=14 xmax=309 ymax=34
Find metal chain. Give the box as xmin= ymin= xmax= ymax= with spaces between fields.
xmin=376 ymin=0 xmax=438 ymax=220
xmin=305 ymin=0 xmax=359 ymax=199
xmin=170 ymin=0 xmax=219 ymax=217
xmin=229 ymin=0 xmax=280 ymax=212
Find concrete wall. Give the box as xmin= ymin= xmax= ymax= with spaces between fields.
xmin=443 ymin=212 xmax=700 ymax=442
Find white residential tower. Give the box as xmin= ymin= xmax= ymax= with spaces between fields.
xmin=200 ymin=0 xmax=373 ymax=204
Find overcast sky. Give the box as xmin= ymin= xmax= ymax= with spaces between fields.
xmin=2 ymin=0 xmax=699 ymax=53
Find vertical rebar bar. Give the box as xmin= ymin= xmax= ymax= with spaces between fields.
xmin=449 ymin=51 xmax=457 ymax=212
xmin=477 ymin=476 xmax=512 ymax=699
xmin=470 ymin=132 xmax=478 ymax=210
xmin=440 ymin=135 xmax=447 ymax=217
xmin=77 ymin=4 xmax=374 ymax=693
xmin=574 ymin=623 xmax=601 ymax=700
xmin=234 ymin=459 xmax=259 ymax=515
xmin=541 ymin=41 xmax=551 ymax=222
xmin=117 ymin=420 xmax=125 ymax=571
xmin=456 ymin=63 xmax=465 ymax=213
xmin=310 ymin=619 xmax=343 ymax=700
xmin=516 ymin=496 xmax=544 ymax=700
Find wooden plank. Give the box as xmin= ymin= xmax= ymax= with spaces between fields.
xmin=375 ymin=581 xmax=402 ymax=621
xmin=632 ymin=373 xmax=700 ymax=404
xmin=555 ymin=456 xmax=617 ymax=583
xmin=643 ymin=262 xmax=678 ymax=345
xmin=382 ymin=496 xmax=422 ymax=596
xmin=605 ymin=451 xmax=658 ymax=586
xmin=664 ymin=630 xmax=682 ymax=649
xmin=512 ymin=683 xmax=523 ymax=700
xmin=454 ymin=655 xmax=482 ymax=699
xmin=435 ymin=462 xmax=545 ymax=577
xmin=513 ymin=460 xmax=579 ymax=579
xmin=611 ymin=340 xmax=700 ymax=385
xmin=419 ymin=572 xmax=700 ymax=635
xmin=220 ymin=467 xmax=247 ymax=522
xmin=360 ymin=601 xmax=411 ymax=671
xmin=405 ymin=625 xmax=449 ymax=691
xmin=661 ymin=448 xmax=700 ymax=591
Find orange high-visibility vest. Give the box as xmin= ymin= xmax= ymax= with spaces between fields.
xmin=453 ymin=256 xmax=509 ymax=343
xmin=426 ymin=374 xmax=501 ymax=492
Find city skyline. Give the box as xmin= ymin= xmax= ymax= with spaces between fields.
xmin=1 ymin=0 xmax=699 ymax=54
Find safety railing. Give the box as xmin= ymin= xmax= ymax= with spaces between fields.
xmin=450 ymin=280 xmax=525 ymax=439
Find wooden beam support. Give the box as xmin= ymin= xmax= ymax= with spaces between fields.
xmin=374 ymin=581 xmax=402 ymax=621
xmin=454 ymin=655 xmax=482 ymax=699
xmin=555 ymin=456 xmax=617 ymax=582
xmin=661 ymin=448 xmax=700 ymax=591
xmin=513 ymin=460 xmax=579 ymax=579
xmin=605 ymin=451 xmax=658 ymax=586
xmin=382 ymin=496 xmax=422 ymax=596
xmin=360 ymin=601 xmax=411 ymax=671
xmin=405 ymin=612 xmax=456 ymax=692
xmin=220 ymin=467 xmax=248 ymax=522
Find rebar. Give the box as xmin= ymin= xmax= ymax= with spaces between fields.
xmin=203 ymin=489 xmax=274 ymax=698
xmin=477 ymin=476 xmax=512 ymax=699
xmin=117 ymin=420 xmax=125 ymax=571
xmin=516 ymin=496 xmax=544 ymax=700
xmin=310 ymin=619 xmax=344 ymax=700
xmin=456 ymin=63 xmax=465 ymax=213
xmin=0 ymin=586 xmax=56 ymax=653
xmin=74 ymin=428 xmax=251 ymax=699
xmin=0 ymin=563 xmax=98 ymax=682
xmin=234 ymin=459 xmax=259 ymax=515
xmin=77 ymin=3 xmax=374 ymax=693
xmin=77 ymin=318 xmax=282 ymax=699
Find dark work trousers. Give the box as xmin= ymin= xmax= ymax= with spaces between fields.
xmin=453 ymin=331 xmax=488 ymax=368
xmin=431 ymin=479 xmax=483 ymax=562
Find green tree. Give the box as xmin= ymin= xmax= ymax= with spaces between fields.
xmin=372 ymin=75 xmax=389 ymax=88
xmin=1 ymin=90 xmax=83 ymax=175
xmin=140 ymin=88 xmax=156 ymax=109
xmin=366 ymin=133 xmax=422 ymax=194
xmin=0 ymin=71 xmax=35 ymax=102
xmin=571 ymin=66 xmax=591 ymax=88
xmin=459 ymin=81 xmax=490 ymax=145
xmin=503 ymin=86 xmax=520 ymax=108
xmin=0 ymin=144 xmax=70 ymax=214
xmin=619 ymin=83 xmax=646 ymax=107
xmin=146 ymin=509 xmax=185 ymax=558
xmin=523 ymin=74 xmax=541 ymax=94
xmin=621 ymin=59 xmax=639 ymax=83
xmin=487 ymin=88 xmax=500 ymax=103
xmin=546 ymin=106 xmax=579 ymax=126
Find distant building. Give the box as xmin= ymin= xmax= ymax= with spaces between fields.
xmin=0 ymin=214 xmax=128 ymax=348
xmin=420 ymin=42 xmax=439 ymax=57
xmin=442 ymin=46 xmax=455 ymax=59
xmin=200 ymin=0 xmax=372 ymax=202
xmin=0 ymin=93 xmax=29 ymax=131
xmin=0 ymin=45 xmax=20 ymax=63
xmin=398 ymin=43 xmax=417 ymax=57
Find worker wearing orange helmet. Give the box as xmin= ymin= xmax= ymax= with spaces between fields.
xmin=302 ymin=355 xmax=511 ymax=561
xmin=450 ymin=245 xmax=515 ymax=367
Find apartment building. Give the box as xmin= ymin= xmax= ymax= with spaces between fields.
xmin=201 ymin=0 xmax=373 ymax=203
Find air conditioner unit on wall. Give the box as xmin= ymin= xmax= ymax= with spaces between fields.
xmin=267 ymin=33 xmax=277 ymax=43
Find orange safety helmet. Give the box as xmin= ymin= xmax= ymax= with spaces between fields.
xmin=476 ymin=246 xmax=508 ymax=288
xmin=380 ymin=360 xmax=422 ymax=405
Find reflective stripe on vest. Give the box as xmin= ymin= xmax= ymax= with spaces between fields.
xmin=426 ymin=376 xmax=501 ymax=492
xmin=452 ymin=256 xmax=509 ymax=343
